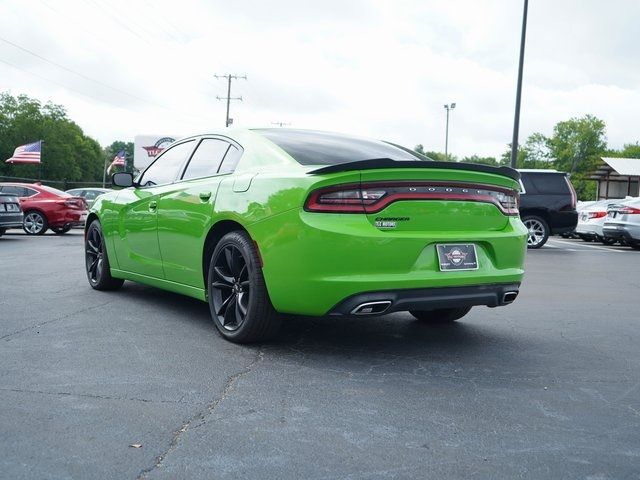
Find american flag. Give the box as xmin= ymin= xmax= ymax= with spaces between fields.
xmin=107 ymin=149 xmax=126 ymax=173
xmin=5 ymin=140 xmax=42 ymax=164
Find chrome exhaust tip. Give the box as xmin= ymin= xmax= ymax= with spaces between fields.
xmin=350 ymin=300 xmax=392 ymax=315
xmin=502 ymin=291 xmax=519 ymax=304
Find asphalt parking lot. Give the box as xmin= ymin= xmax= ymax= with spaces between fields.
xmin=1 ymin=231 xmax=639 ymax=479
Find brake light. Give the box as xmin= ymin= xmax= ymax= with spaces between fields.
xmin=305 ymin=182 xmax=520 ymax=216
xmin=587 ymin=211 xmax=607 ymax=219
xmin=619 ymin=206 xmax=640 ymax=215
xmin=565 ymin=176 xmax=577 ymax=209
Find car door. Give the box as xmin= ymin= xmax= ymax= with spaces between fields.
xmin=113 ymin=139 xmax=197 ymax=279
xmin=156 ymin=137 xmax=242 ymax=287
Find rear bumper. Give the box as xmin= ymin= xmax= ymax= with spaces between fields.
xmin=547 ymin=211 xmax=578 ymax=234
xmin=249 ymin=209 xmax=527 ymax=316
xmin=50 ymin=210 xmax=88 ymax=227
xmin=603 ymin=224 xmax=640 ymax=242
xmin=329 ymin=283 xmax=521 ymax=316
xmin=0 ymin=213 xmax=24 ymax=228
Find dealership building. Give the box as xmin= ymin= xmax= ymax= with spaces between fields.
xmin=589 ymin=157 xmax=640 ymax=199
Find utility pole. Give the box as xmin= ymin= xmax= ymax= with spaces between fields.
xmin=444 ymin=103 xmax=456 ymax=161
xmin=271 ymin=122 xmax=291 ymax=127
xmin=510 ymin=0 xmax=529 ymax=168
xmin=214 ymin=74 xmax=247 ymax=127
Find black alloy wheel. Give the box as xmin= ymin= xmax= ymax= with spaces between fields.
xmin=210 ymin=243 xmax=251 ymax=332
xmin=85 ymin=220 xmax=124 ymax=290
xmin=207 ymin=231 xmax=281 ymax=343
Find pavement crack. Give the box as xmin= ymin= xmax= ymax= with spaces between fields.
xmin=1 ymin=301 xmax=113 ymax=341
xmin=0 ymin=387 xmax=188 ymax=405
xmin=136 ymin=349 xmax=264 ymax=479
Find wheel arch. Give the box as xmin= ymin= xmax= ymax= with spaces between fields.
xmin=202 ymin=219 xmax=250 ymax=287
xmin=85 ymin=212 xmax=99 ymax=234
xmin=23 ymin=207 xmax=48 ymax=220
xmin=520 ymin=208 xmax=550 ymax=222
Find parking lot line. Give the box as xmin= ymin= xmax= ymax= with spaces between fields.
xmin=547 ymin=238 xmax=625 ymax=253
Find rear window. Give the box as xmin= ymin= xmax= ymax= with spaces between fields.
xmin=522 ymin=173 xmax=569 ymax=195
xmin=254 ymin=129 xmax=424 ymax=166
xmin=39 ymin=185 xmax=70 ymax=196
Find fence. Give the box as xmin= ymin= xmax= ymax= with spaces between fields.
xmin=0 ymin=175 xmax=111 ymax=190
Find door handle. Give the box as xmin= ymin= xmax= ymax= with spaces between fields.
xmin=199 ymin=191 xmax=212 ymax=202
xmin=148 ymin=200 xmax=157 ymax=212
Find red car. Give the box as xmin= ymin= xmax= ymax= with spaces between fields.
xmin=0 ymin=183 xmax=88 ymax=235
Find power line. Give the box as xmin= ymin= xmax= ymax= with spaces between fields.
xmin=0 ymin=36 xmax=213 ymax=122
xmin=214 ymin=74 xmax=246 ymax=127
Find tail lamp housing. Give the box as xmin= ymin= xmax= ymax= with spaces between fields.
xmin=305 ymin=182 xmax=520 ymax=216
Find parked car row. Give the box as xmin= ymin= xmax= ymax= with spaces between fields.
xmin=567 ymin=197 xmax=640 ymax=250
xmin=0 ymin=183 xmax=111 ymax=235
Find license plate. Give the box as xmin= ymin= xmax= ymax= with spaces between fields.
xmin=436 ymin=244 xmax=479 ymax=271
xmin=80 ymin=213 xmax=88 ymax=222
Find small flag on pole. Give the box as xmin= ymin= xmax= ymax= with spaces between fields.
xmin=5 ymin=140 xmax=42 ymax=164
xmin=108 ymin=149 xmax=126 ymax=173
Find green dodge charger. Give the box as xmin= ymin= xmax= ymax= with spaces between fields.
xmin=85 ymin=128 xmax=527 ymax=343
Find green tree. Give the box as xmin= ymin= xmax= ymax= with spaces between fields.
xmin=547 ymin=114 xmax=606 ymax=199
xmin=500 ymin=133 xmax=553 ymax=168
xmin=0 ymin=92 xmax=104 ymax=186
xmin=461 ymin=155 xmax=498 ymax=166
xmin=606 ymin=142 xmax=640 ymax=159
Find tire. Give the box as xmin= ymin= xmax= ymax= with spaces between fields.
xmin=0 ymin=228 xmax=5 ymax=237
xmin=630 ymin=242 xmax=640 ymax=251
xmin=410 ymin=307 xmax=472 ymax=324
xmin=601 ymin=237 xmax=616 ymax=246
xmin=522 ymin=215 xmax=549 ymax=249
xmin=85 ymin=220 xmax=124 ymax=290
xmin=23 ymin=210 xmax=48 ymax=235
xmin=207 ymin=231 xmax=282 ymax=343
xmin=51 ymin=225 xmax=72 ymax=235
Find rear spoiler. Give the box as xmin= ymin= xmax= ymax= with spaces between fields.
xmin=308 ymin=158 xmax=520 ymax=182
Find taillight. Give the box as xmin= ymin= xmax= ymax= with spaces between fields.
xmin=304 ymin=182 xmax=520 ymax=216
xmin=619 ymin=206 xmax=640 ymax=215
xmin=587 ymin=211 xmax=607 ymax=219
xmin=565 ymin=176 xmax=577 ymax=209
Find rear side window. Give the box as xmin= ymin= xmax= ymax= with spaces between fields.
xmin=0 ymin=186 xmax=25 ymax=196
xmin=524 ymin=173 xmax=569 ymax=194
xmin=255 ymin=129 xmax=423 ymax=166
xmin=219 ymin=145 xmax=242 ymax=174
xmin=0 ymin=186 xmax=36 ymax=197
xmin=182 ymin=139 xmax=230 ymax=180
xmin=139 ymin=140 xmax=195 ymax=187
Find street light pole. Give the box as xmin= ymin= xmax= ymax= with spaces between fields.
xmin=444 ymin=103 xmax=456 ymax=161
xmin=510 ymin=0 xmax=529 ymax=168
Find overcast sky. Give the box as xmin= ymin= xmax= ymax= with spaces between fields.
xmin=1 ymin=0 xmax=638 ymax=159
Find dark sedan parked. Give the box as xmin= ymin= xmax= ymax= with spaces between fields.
xmin=0 ymin=193 xmax=23 ymax=237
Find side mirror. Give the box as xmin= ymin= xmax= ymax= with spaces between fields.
xmin=112 ymin=172 xmax=134 ymax=188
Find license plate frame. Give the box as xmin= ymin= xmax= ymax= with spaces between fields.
xmin=436 ymin=243 xmax=479 ymax=272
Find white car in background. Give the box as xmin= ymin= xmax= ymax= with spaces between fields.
xmin=603 ymin=198 xmax=640 ymax=250
xmin=576 ymin=198 xmax=637 ymax=245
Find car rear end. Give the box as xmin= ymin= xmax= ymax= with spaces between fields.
xmin=250 ymin=130 xmax=527 ymax=317
xmin=0 ymin=194 xmax=23 ymax=233
xmin=603 ymin=200 xmax=640 ymax=247
xmin=575 ymin=200 xmax=609 ymax=240
xmin=36 ymin=186 xmax=89 ymax=228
